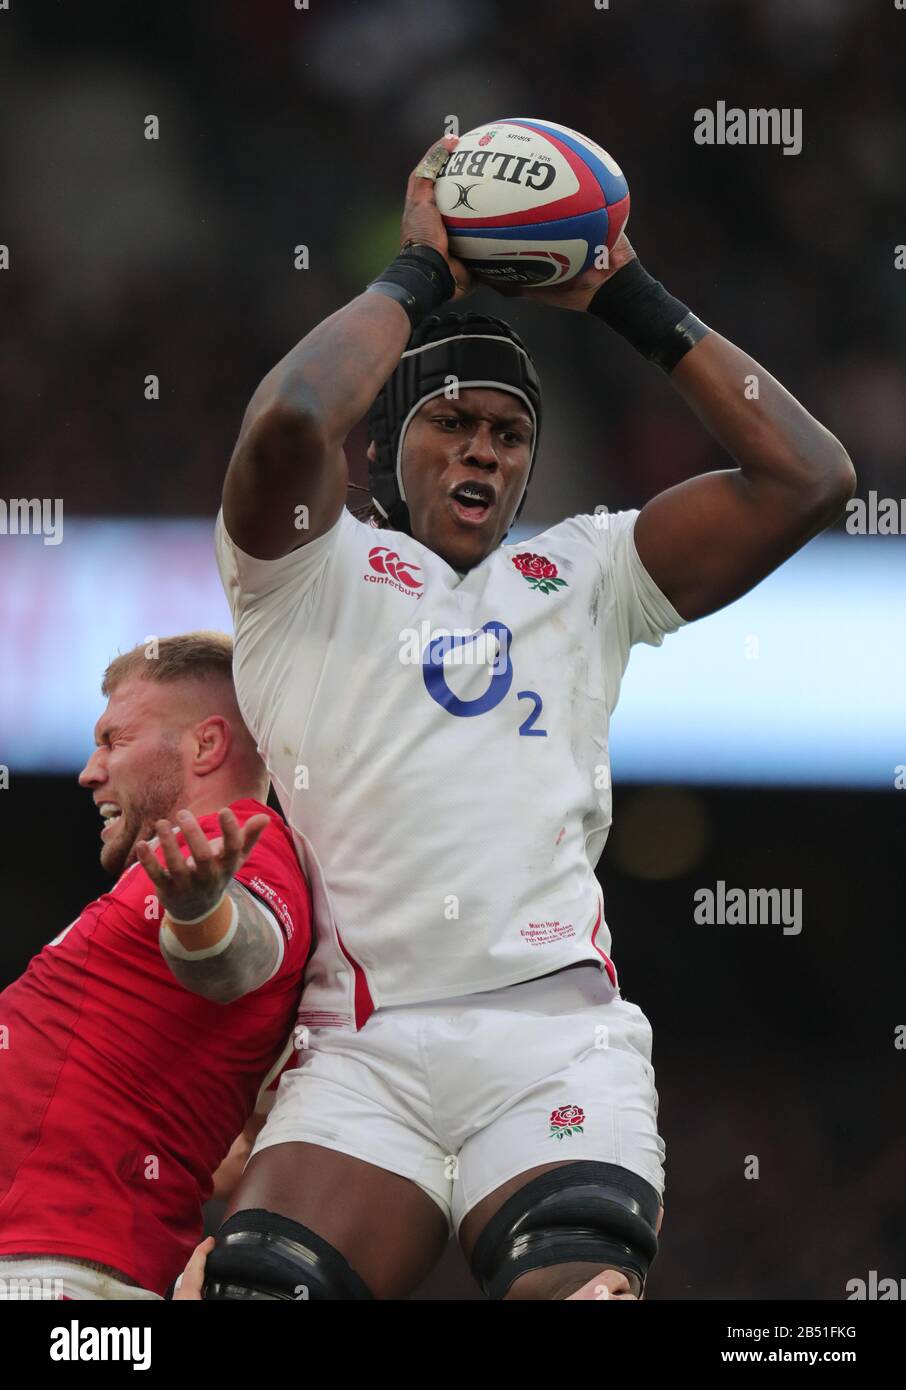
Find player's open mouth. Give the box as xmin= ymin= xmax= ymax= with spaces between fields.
xmin=99 ymin=802 xmax=123 ymax=837
xmin=449 ymin=481 xmax=495 ymax=526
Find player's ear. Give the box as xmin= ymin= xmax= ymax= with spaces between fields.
xmin=192 ymin=715 xmax=231 ymax=776
xmin=366 ymin=440 xmax=376 ymax=463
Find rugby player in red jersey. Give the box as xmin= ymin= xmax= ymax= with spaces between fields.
xmin=0 ymin=633 xmax=311 ymax=1299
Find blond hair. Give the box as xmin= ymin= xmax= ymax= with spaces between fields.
xmin=102 ymin=631 xmax=234 ymax=696
xmin=102 ymin=631 xmax=266 ymax=795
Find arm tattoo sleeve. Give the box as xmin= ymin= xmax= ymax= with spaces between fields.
xmin=159 ymin=880 xmax=284 ymax=1004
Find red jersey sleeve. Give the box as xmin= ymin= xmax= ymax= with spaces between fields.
xmin=221 ymin=799 xmax=313 ymax=983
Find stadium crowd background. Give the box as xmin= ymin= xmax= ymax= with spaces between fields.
xmin=1 ymin=0 xmax=903 ymax=1299
xmin=3 ymin=0 xmax=904 ymax=519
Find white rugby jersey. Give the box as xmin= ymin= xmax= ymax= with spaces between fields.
xmin=215 ymin=505 xmax=686 ymax=1027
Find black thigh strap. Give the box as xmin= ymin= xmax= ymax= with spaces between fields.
xmin=469 ymin=1161 xmax=660 ymax=1300
xmin=203 ymin=1208 xmax=374 ymax=1301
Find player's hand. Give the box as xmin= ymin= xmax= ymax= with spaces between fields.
xmin=401 ymin=136 xmax=472 ymax=300
xmin=566 ymin=1268 xmax=640 ymax=1300
xmin=135 ymin=807 xmax=270 ymax=923
xmin=172 ymin=1236 xmax=214 ymax=1300
xmin=493 ymin=231 xmax=637 ymax=313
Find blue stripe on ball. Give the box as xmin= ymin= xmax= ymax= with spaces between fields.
xmin=452 ymin=209 xmax=610 ymax=272
xmin=496 ymin=117 xmax=629 ymax=208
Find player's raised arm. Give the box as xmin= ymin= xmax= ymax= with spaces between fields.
xmin=222 ymin=137 xmax=470 ymax=560
xmin=512 ymin=235 xmax=856 ymax=623
xmin=632 ymin=322 xmax=855 ymax=621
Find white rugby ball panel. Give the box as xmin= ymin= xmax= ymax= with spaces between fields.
xmin=436 ymin=116 xmax=630 ymax=285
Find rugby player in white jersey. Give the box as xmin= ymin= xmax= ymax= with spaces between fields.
xmin=206 ymin=136 xmax=855 ymax=1301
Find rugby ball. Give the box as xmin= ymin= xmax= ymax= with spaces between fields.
xmin=435 ymin=117 xmax=630 ymax=287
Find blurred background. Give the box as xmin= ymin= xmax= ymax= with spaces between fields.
xmin=1 ymin=0 xmax=903 ymax=1299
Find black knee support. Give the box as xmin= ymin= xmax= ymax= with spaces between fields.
xmin=202 ymin=1209 xmax=374 ymax=1300
xmin=469 ymin=1162 xmax=660 ymax=1300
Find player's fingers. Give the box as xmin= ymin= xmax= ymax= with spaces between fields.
xmin=218 ymin=808 xmax=243 ymax=859
xmin=408 ymin=135 xmax=456 ymax=185
xmin=214 ymin=810 xmax=246 ymax=878
xmin=192 ymin=837 xmax=225 ymax=879
xmin=172 ymin=1236 xmax=215 ymax=1301
xmin=566 ymin=1268 xmax=635 ymax=1300
xmin=406 ymin=135 xmax=457 ymax=204
xmin=238 ymin=813 xmax=271 ymax=864
xmin=155 ymin=819 xmax=191 ymax=881
xmin=175 ymin=810 xmax=215 ymax=867
xmin=134 ymin=838 xmax=167 ymax=890
xmin=613 ymin=230 xmax=636 ymax=260
xmin=597 ymin=1269 xmax=632 ymax=1296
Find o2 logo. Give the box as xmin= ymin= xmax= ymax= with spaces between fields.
xmin=422 ymin=621 xmax=547 ymax=736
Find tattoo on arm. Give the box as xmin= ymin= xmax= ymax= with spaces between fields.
xmin=159 ymin=882 xmax=283 ymax=1004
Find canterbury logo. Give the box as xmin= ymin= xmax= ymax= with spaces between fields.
xmin=367 ymin=547 xmax=423 ymax=589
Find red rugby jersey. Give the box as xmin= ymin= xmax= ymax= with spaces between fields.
xmin=0 ymin=798 xmax=310 ymax=1295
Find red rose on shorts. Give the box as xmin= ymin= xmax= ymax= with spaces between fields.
xmin=549 ymin=1104 xmax=585 ymax=1138
xmin=512 ymin=552 xmax=567 ymax=596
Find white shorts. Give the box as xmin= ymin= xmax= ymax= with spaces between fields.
xmin=253 ymin=964 xmax=665 ymax=1233
xmin=0 ymin=1256 xmax=161 ymax=1301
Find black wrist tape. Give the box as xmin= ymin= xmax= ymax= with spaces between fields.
xmin=588 ymin=259 xmax=711 ymax=372
xmin=366 ymin=244 xmax=456 ymax=329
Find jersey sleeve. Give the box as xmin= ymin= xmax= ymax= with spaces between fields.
xmin=598 ymin=508 xmax=687 ymax=651
xmin=231 ymin=820 xmax=312 ymax=981
xmin=544 ymin=509 xmax=687 ymax=714
xmin=214 ymin=506 xmax=356 ymax=742
xmin=558 ymin=509 xmax=686 ymax=651
xmin=215 ymin=504 xmax=349 ymax=617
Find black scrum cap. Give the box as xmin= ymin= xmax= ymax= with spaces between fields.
xmin=366 ymin=312 xmax=542 ymax=536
